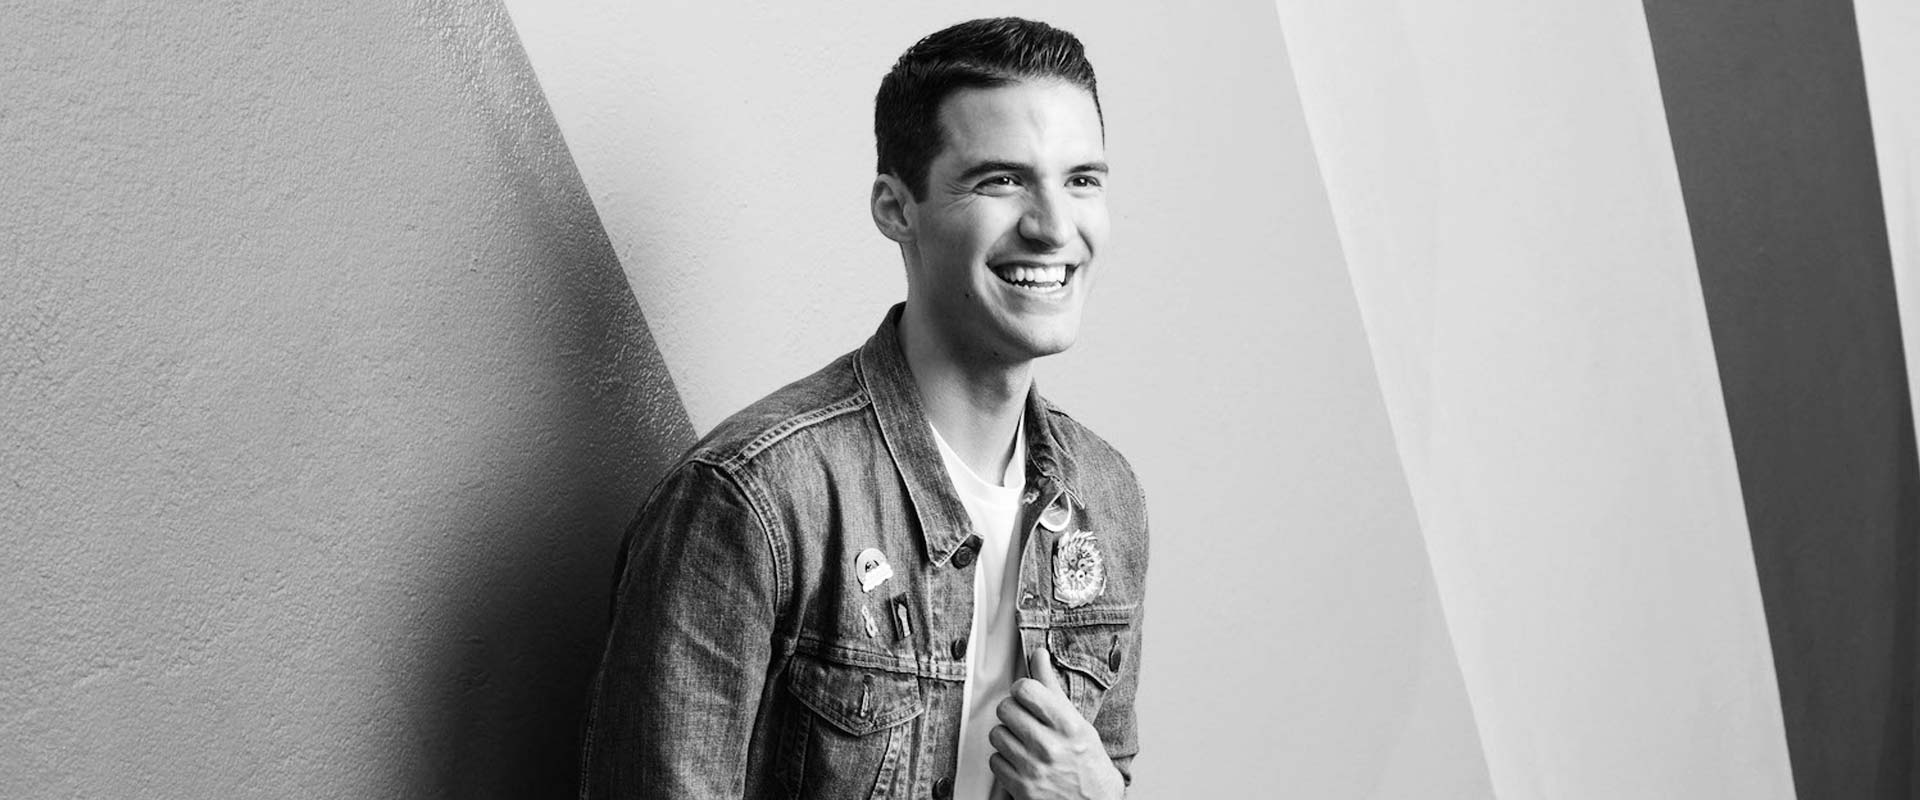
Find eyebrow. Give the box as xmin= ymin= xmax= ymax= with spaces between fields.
xmin=953 ymin=160 xmax=1111 ymax=183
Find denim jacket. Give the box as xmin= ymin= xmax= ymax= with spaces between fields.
xmin=580 ymin=305 xmax=1149 ymax=799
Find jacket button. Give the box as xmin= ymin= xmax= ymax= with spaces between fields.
xmin=951 ymin=540 xmax=979 ymax=568
xmin=933 ymin=776 xmax=954 ymax=799
xmin=950 ymin=637 xmax=968 ymax=661
xmin=1107 ymin=635 xmax=1123 ymax=671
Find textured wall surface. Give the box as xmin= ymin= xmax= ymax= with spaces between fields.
xmin=2 ymin=2 xmax=691 ymax=797
xmin=505 ymin=2 xmax=1492 ymax=797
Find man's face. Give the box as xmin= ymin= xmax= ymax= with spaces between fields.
xmin=900 ymin=80 xmax=1109 ymax=365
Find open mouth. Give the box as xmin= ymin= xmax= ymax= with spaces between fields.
xmin=992 ymin=263 xmax=1077 ymax=291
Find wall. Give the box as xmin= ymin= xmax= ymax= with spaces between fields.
xmin=1275 ymin=2 xmax=1796 ymax=797
xmin=3 ymin=0 xmax=1493 ymax=797
xmin=1643 ymin=1 xmax=1919 ymax=795
xmin=1861 ymin=0 xmax=1920 ymax=542
xmin=29 ymin=0 xmax=1897 ymax=797
xmin=1279 ymin=1 xmax=1920 ymax=797
xmin=2 ymin=2 xmax=690 ymax=797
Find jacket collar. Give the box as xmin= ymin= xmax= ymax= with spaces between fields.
xmin=857 ymin=304 xmax=1070 ymax=565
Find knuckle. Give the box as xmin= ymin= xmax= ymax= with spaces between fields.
xmin=995 ymin=697 xmax=1019 ymax=721
xmin=1063 ymin=710 xmax=1091 ymax=735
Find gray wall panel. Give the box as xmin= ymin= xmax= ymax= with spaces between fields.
xmin=1643 ymin=1 xmax=1920 ymax=796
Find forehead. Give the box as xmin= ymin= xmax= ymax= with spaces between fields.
xmin=931 ymin=80 xmax=1104 ymax=166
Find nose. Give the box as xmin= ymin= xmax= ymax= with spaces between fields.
xmin=1018 ymin=188 xmax=1073 ymax=251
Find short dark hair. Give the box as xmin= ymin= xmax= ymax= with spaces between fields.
xmin=875 ymin=17 xmax=1102 ymax=200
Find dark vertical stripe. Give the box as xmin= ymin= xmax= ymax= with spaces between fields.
xmin=1642 ymin=2 xmax=1920 ymax=797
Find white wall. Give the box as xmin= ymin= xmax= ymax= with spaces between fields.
xmin=505 ymin=2 xmax=1491 ymax=797
xmin=2 ymin=2 xmax=691 ymax=796
xmin=1274 ymin=2 xmax=1795 ymax=797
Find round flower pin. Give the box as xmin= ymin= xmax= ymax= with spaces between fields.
xmin=1052 ymin=529 xmax=1105 ymax=607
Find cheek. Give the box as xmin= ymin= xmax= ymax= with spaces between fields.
xmin=925 ymin=214 xmax=988 ymax=254
xmin=948 ymin=204 xmax=1019 ymax=244
xmin=1080 ymin=209 xmax=1111 ymax=250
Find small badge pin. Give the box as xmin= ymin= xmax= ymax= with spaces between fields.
xmin=859 ymin=605 xmax=880 ymax=639
xmin=1052 ymin=529 xmax=1105 ymax=607
xmin=856 ymin=548 xmax=893 ymax=593
xmin=891 ymin=596 xmax=913 ymax=641
xmin=1039 ymin=493 xmax=1074 ymax=532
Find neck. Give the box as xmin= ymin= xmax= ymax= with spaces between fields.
xmin=899 ymin=307 xmax=1031 ymax=483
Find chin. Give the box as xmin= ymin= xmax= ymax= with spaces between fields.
xmin=1008 ymin=326 xmax=1080 ymax=360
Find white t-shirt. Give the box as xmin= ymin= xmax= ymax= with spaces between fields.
xmin=930 ymin=418 xmax=1027 ymax=800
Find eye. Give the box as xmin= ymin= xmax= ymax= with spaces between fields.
xmin=976 ymin=174 xmax=1022 ymax=193
xmin=1068 ymin=174 xmax=1104 ymax=189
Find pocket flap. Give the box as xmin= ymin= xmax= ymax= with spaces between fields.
xmin=786 ymin=653 xmax=925 ymax=736
xmin=1047 ymin=626 xmax=1132 ymax=690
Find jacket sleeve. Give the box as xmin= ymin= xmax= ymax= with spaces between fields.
xmin=580 ymin=460 xmax=783 ymax=799
xmin=1099 ymin=473 xmax=1149 ymax=789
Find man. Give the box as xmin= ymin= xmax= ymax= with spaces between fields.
xmin=580 ymin=17 xmax=1148 ymax=800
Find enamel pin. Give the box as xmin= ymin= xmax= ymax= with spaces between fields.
xmin=1039 ymin=492 xmax=1074 ymax=532
xmin=855 ymin=548 xmax=893 ymax=593
xmin=1052 ymin=528 xmax=1105 ymax=607
xmin=891 ymin=596 xmax=913 ymax=641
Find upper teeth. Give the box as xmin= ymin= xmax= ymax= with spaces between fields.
xmin=1003 ymin=265 xmax=1067 ymax=284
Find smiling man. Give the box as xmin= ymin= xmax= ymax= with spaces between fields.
xmin=581 ymin=18 xmax=1148 ymax=800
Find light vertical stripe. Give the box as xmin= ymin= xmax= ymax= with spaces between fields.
xmin=1273 ymin=2 xmax=1796 ymax=798
xmin=1859 ymin=0 xmax=1920 ymax=500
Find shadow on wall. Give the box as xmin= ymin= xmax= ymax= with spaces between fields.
xmin=406 ymin=227 xmax=691 ymax=799
xmin=406 ymin=5 xmax=694 ymax=797
xmin=408 ymin=249 xmax=688 ymax=800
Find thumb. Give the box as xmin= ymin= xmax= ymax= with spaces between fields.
xmin=1029 ymin=646 xmax=1065 ymax=693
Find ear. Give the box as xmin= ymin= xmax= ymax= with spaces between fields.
xmin=870 ymin=174 xmax=916 ymax=244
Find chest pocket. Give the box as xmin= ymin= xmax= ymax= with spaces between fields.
xmin=1046 ymin=603 xmax=1138 ymax=723
xmin=779 ymin=652 xmax=925 ymax=799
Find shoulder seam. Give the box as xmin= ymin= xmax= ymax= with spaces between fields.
xmin=694 ymin=390 xmax=871 ymax=473
xmin=687 ymin=459 xmax=792 ymax=622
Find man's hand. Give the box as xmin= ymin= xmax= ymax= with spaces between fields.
xmin=987 ymin=647 xmax=1126 ymax=800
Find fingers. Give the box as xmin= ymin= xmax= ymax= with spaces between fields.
xmin=996 ymin=689 xmax=1055 ymax=745
xmin=1028 ymin=646 xmax=1065 ymax=693
xmin=988 ymin=751 xmax=1018 ymax=786
xmin=989 ymin=721 xmax=1038 ymax=764
xmin=1008 ymin=678 xmax=1077 ymax=733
